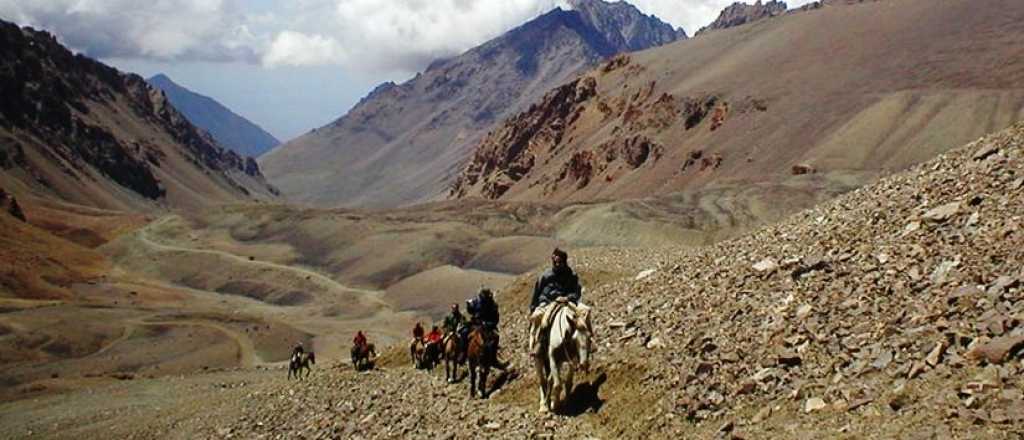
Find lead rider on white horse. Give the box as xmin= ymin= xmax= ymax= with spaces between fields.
xmin=529 ymin=248 xmax=589 ymax=357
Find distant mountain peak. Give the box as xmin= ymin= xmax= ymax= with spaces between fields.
xmin=147 ymin=73 xmax=279 ymax=158
xmin=696 ymin=0 xmax=788 ymax=36
xmin=261 ymin=0 xmax=687 ymax=208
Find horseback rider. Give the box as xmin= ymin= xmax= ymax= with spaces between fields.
xmin=353 ymin=330 xmax=368 ymax=350
xmin=444 ymin=303 xmax=465 ymax=334
xmin=529 ymin=248 xmax=586 ymax=356
xmin=467 ymin=287 xmax=500 ymax=331
xmin=467 ymin=287 xmax=508 ymax=370
xmin=445 ymin=303 xmax=468 ymax=350
xmin=412 ymin=322 xmax=425 ymax=342
xmin=427 ymin=325 xmax=443 ymax=345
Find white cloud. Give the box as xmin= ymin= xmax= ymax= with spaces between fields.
xmin=263 ymin=31 xmax=345 ymax=67
xmin=0 ymin=0 xmax=260 ymax=62
xmin=259 ymin=0 xmax=570 ymax=73
xmin=1 ymin=0 xmax=820 ymax=74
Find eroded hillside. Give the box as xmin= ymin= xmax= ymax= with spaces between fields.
xmin=451 ymin=0 xmax=1024 ymax=234
xmin=0 ymin=20 xmax=276 ymax=212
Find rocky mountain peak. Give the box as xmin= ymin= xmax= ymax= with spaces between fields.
xmin=260 ymin=0 xmax=688 ymax=208
xmin=568 ymin=0 xmax=689 ymax=48
xmin=147 ymin=73 xmax=280 ymax=158
xmin=696 ymin=0 xmax=788 ymax=35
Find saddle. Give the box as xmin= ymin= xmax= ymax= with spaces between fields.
xmin=541 ymin=297 xmax=574 ymax=330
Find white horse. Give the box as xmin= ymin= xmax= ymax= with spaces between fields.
xmin=534 ymin=299 xmax=593 ymax=413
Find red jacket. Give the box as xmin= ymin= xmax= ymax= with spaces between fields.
xmin=427 ymin=330 xmax=442 ymax=344
xmin=354 ymin=333 xmax=367 ymax=346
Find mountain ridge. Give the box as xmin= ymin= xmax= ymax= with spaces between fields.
xmin=0 ymin=20 xmax=277 ymax=212
xmin=260 ymin=0 xmax=688 ymax=208
xmin=147 ymin=74 xmax=279 ymax=158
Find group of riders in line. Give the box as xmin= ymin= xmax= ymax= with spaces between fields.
xmin=408 ymin=247 xmax=582 ymax=369
xmin=290 ymin=248 xmax=588 ymax=395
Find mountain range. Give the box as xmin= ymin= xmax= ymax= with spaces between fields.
xmin=147 ymin=74 xmax=280 ymax=158
xmin=259 ymin=0 xmax=688 ymax=208
xmin=0 ymin=20 xmax=276 ymax=212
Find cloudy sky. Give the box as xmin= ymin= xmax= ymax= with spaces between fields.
xmin=0 ymin=0 xmax=813 ymax=142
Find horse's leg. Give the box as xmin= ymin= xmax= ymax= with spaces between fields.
xmin=550 ymin=350 xmax=564 ymax=412
xmin=564 ymin=363 xmax=574 ymax=407
xmin=468 ymin=361 xmax=477 ymax=398
xmin=535 ymin=352 xmax=550 ymax=413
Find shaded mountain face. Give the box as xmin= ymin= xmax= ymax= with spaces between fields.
xmin=260 ymin=0 xmax=687 ymax=208
xmin=0 ymin=20 xmax=276 ymax=212
xmin=695 ymin=0 xmax=788 ymax=35
xmin=147 ymin=74 xmax=279 ymax=158
xmin=450 ymin=0 xmax=1024 ymax=210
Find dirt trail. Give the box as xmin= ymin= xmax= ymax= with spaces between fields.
xmin=136 ymin=216 xmax=386 ymax=301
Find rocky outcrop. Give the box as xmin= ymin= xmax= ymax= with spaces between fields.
xmin=260 ymin=0 xmax=688 ymax=208
xmin=449 ymin=76 xmax=599 ymax=199
xmin=0 ymin=187 xmax=25 ymax=221
xmin=0 ymin=19 xmax=275 ymax=210
xmin=450 ymin=52 xmax=759 ymax=201
xmin=696 ymin=1 xmax=789 ymax=36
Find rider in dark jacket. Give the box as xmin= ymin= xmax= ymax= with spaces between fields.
xmin=467 ymin=288 xmax=499 ymax=330
xmin=530 ymin=248 xmax=581 ymax=312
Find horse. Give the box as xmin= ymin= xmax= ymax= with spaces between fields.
xmin=288 ymin=351 xmax=316 ymax=380
xmin=534 ymin=300 xmax=593 ymax=413
xmin=443 ymin=331 xmax=465 ymax=383
xmin=423 ymin=340 xmax=442 ymax=370
xmin=466 ymin=325 xmax=499 ymax=398
xmin=410 ymin=338 xmax=426 ymax=368
xmin=351 ymin=343 xmax=376 ymax=371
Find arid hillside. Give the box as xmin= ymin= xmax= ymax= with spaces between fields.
xmin=5 ymin=105 xmax=1022 ymax=440
xmin=260 ymin=0 xmax=686 ymax=208
xmin=451 ymin=0 xmax=1024 ymax=225
xmin=0 ymin=20 xmax=276 ymax=212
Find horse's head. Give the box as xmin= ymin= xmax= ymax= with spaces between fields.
xmin=573 ymin=307 xmax=594 ymax=373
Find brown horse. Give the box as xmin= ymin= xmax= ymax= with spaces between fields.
xmin=351 ymin=343 xmax=376 ymax=371
xmin=410 ymin=338 xmax=426 ymax=368
xmin=443 ymin=331 xmax=465 ymax=383
xmin=466 ymin=325 xmax=499 ymax=398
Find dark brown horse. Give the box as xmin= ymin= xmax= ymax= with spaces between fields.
xmin=423 ymin=340 xmax=442 ymax=370
xmin=351 ymin=343 xmax=376 ymax=371
xmin=443 ymin=331 xmax=465 ymax=383
xmin=466 ymin=326 xmax=499 ymax=398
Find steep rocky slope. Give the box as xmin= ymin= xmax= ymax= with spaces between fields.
xmin=148 ymin=74 xmax=280 ymax=158
xmin=39 ymin=114 xmax=1024 ymax=440
xmin=451 ymin=0 xmax=1024 ymax=225
xmin=0 ymin=20 xmax=276 ymax=212
xmin=260 ymin=0 xmax=686 ymax=208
